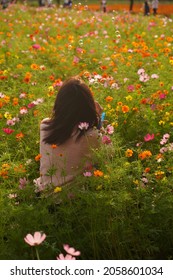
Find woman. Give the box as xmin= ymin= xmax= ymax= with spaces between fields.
xmin=35 ymin=77 xmax=102 ymax=190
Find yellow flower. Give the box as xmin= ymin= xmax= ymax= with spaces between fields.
xmin=155 ymin=171 xmax=165 ymax=180
xmin=96 ymin=185 xmax=103 ymax=191
xmin=54 ymin=186 xmax=62 ymax=193
xmin=159 ymin=120 xmax=165 ymax=125
xmin=48 ymin=86 xmax=54 ymax=92
xmin=133 ymin=180 xmax=139 ymax=185
xmin=4 ymin=112 xmax=12 ymax=119
xmin=125 ymin=95 xmax=133 ymax=101
xmin=2 ymin=163 xmax=10 ymax=170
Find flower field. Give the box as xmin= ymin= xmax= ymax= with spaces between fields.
xmin=0 ymin=3 xmax=173 ymax=260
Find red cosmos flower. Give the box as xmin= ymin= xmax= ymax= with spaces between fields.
xmin=102 ymin=135 xmax=111 ymax=145
xmin=144 ymin=133 xmax=155 ymax=142
xmin=32 ymin=44 xmax=41 ymax=49
xmin=0 ymin=76 xmax=8 ymax=80
xmin=27 ymin=102 xmax=36 ymax=109
xmin=2 ymin=128 xmax=14 ymax=134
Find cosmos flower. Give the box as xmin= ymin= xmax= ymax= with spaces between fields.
xmin=78 ymin=122 xmax=89 ymax=130
xmin=102 ymin=135 xmax=111 ymax=144
xmin=32 ymin=44 xmax=41 ymax=49
xmin=24 ymin=232 xmax=46 ymax=246
xmin=63 ymin=244 xmax=81 ymax=256
xmin=2 ymin=128 xmax=14 ymax=134
xmin=144 ymin=133 xmax=155 ymax=142
xmin=83 ymin=171 xmax=92 ymax=177
xmin=106 ymin=124 xmax=114 ymax=135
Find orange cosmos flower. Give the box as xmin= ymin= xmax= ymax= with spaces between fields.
xmin=105 ymin=96 xmax=113 ymax=102
xmin=0 ymin=169 xmax=8 ymax=179
xmin=160 ymin=82 xmax=164 ymax=87
xmin=51 ymin=144 xmax=57 ymax=149
xmin=17 ymin=64 xmax=24 ymax=69
xmin=24 ymin=72 xmax=32 ymax=83
xmin=117 ymin=101 xmax=123 ymax=106
xmin=13 ymin=98 xmax=19 ymax=106
xmin=125 ymin=149 xmax=133 ymax=157
xmin=121 ymin=105 xmax=129 ymax=113
xmin=35 ymin=154 xmax=42 ymax=161
xmin=33 ymin=110 xmax=39 ymax=117
xmin=49 ymin=75 xmax=55 ymax=81
xmin=14 ymin=164 xmax=26 ymax=173
xmin=16 ymin=132 xmax=24 ymax=141
xmin=138 ymin=150 xmax=152 ymax=160
xmin=31 ymin=64 xmax=39 ymax=70
xmin=94 ymin=170 xmax=104 ymax=177
xmin=144 ymin=167 xmax=151 ymax=173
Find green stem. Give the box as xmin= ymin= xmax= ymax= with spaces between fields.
xmin=35 ymin=247 xmax=40 ymax=260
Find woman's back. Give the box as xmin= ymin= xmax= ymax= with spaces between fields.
xmin=37 ymin=120 xmax=100 ymax=188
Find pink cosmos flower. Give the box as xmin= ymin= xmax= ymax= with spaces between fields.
xmin=160 ymin=147 xmax=168 ymax=154
xmin=0 ymin=92 xmax=5 ymax=98
xmin=144 ymin=133 xmax=155 ymax=142
xmin=19 ymin=177 xmax=28 ymax=189
xmin=2 ymin=128 xmax=15 ymax=134
xmin=159 ymin=93 xmax=166 ymax=99
xmin=19 ymin=93 xmax=27 ymax=99
xmin=73 ymin=56 xmax=80 ymax=64
xmin=160 ymin=139 xmax=167 ymax=145
xmin=83 ymin=171 xmax=92 ymax=177
xmin=24 ymin=232 xmax=46 ymax=246
xmin=33 ymin=179 xmax=46 ymax=192
xmin=33 ymin=98 xmax=44 ymax=105
xmin=6 ymin=119 xmax=15 ymax=126
xmin=163 ymin=133 xmax=170 ymax=140
xmin=141 ymin=177 xmax=148 ymax=184
xmin=63 ymin=244 xmax=81 ymax=256
xmin=102 ymin=135 xmax=111 ymax=145
xmin=106 ymin=124 xmax=114 ymax=135
xmin=160 ymin=134 xmax=170 ymax=145
xmin=137 ymin=68 xmax=145 ymax=75
xmin=139 ymin=73 xmax=150 ymax=82
xmin=56 ymin=254 xmax=76 ymax=260
xmin=20 ymin=107 xmax=28 ymax=114
xmin=151 ymin=74 xmax=159 ymax=79
xmin=127 ymin=84 xmax=135 ymax=92
xmin=76 ymin=47 xmax=84 ymax=54
xmin=78 ymin=122 xmax=89 ymax=130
